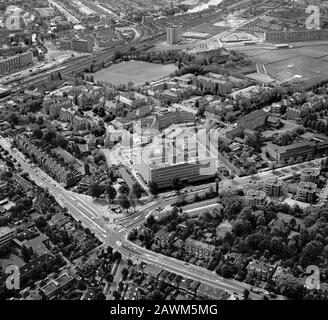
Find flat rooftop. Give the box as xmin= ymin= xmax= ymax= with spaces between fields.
xmin=41 ymin=273 xmax=74 ymax=297
xmin=0 ymin=226 xmax=14 ymax=237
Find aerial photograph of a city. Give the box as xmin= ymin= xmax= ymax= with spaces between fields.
xmin=0 ymin=0 xmax=327 ymax=317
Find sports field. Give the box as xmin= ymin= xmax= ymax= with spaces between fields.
xmin=93 ymin=60 xmax=177 ymax=86
xmin=237 ymin=43 xmax=328 ymax=83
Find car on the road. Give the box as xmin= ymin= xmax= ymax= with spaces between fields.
xmin=250 ymin=287 xmax=262 ymax=294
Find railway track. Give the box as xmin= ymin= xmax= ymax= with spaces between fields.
xmin=10 ymin=8 xmax=230 ymax=92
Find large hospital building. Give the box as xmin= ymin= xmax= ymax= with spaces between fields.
xmin=136 ymin=130 xmax=218 ymax=189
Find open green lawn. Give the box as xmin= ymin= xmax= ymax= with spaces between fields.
xmin=266 ymin=55 xmax=328 ymax=82
xmin=93 ymin=60 xmax=177 ymax=86
xmin=238 ymin=43 xmax=328 ymax=82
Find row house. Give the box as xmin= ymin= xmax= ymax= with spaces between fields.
xmin=15 ymin=137 xmax=82 ymax=187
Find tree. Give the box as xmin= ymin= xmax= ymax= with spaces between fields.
xmin=94 ymin=292 xmax=106 ymax=300
xmin=112 ymin=251 xmax=122 ymax=262
xmin=106 ymin=185 xmax=117 ymax=203
xmin=77 ymin=279 xmax=87 ymax=290
xmin=172 ymin=177 xmax=184 ymax=193
xmin=129 ymin=192 xmax=137 ymax=212
xmin=6 ymin=112 xmax=19 ymax=126
xmin=243 ymin=289 xmax=250 ymax=300
xmin=119 ymin=194 xmax=130 ymax=213
xmin=148 ymin=289 xmax=164 ymax=300
xmin=84 ymin=163 xmax=90 ymax=175
xmin=121 ymin=268 xmax=129 ymax=281
xmin=132 ymin=183 xmax=144 ymax=200
xmin=149 ymin=181 xmax=159 ymax=197
xmin=105 ymin=273 xmax=114 ymax=283
xmin=43 ymin=129 xmax=56 ymax=143
xmin=32 ymin=127 xmax=43 ymax=139
xmin=89 ymin=183 xmax=102 ymax=198
xmin=301 ymin=240 xmax=323 ymax=266
xmin=288 ymin=157 xmax=295 ymax=165
xmin=118 ymin=183 xmax=129 ymax=195
xmin=270 ymin=162 xmax=277 ymax=172
xmin=215 ymin=178 xmax=220 ymax=195
xmin=112 ymin=290 xmax=120 ymax=300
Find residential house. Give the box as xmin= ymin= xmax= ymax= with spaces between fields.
xmin=246 ymin=260 xmax=276 ymax=281
xmin=184 ymin=239 xmax=215 ymax=261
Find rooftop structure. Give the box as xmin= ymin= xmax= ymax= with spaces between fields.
xmin=40 ymin=273 xmax=75 ymax=298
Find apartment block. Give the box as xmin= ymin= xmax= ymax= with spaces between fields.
xmin=136 ymin=136 xmax=217 ymax=189
xmin=193 ymin=75 xmax=232 ymax=95
xmin=71 ymin=39 xmax=93 ymax=53
xmin=286 ymin=106 xmax=310 ymax=121
xmin=264 ymin=29 xmax=328 ymax=43
xmin=296 ymin=181 xmax=317 ymax=203
xmin=300 ymin=167 xmax=320 ymax=183
xmin=40 ymin=273 xmax=75 ymax=298
xmin=0 ymin=227 xmax=16 ymax=248
xmin=166 ymin=27 xmax=182 ymax=45
xmin=244 ymin=190 xmax=267 ymax=206
xmin=184 ymin=239 xmax=215 ymax=261
xmin=237 ymin=109 xmax=268 ymax=130
xmin=154 ymin=109 xmax=195 ymax=130
xmin=264 ymin=178 xmax=284 ymax=197
xmin=274 ymin=141 xmax=315 ymax=162
xmin=0 ymin=51 xmax=33 ymax=76
xmin=118 ymin=92 xmax=148 ymax=108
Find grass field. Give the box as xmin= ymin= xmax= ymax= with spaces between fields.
xmin=93 ymin=60 xmax=177 ymax=86
xmin=188 ymin=22 xmax=229 ymax=36
xmin=238 ymin=43 xmax=328 ymax=83
xmin=266 ymin=56 xmax=328 ymax=82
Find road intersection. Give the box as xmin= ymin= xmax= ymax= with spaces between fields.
xmin=0 ymin=135 xmax=294 ymax=300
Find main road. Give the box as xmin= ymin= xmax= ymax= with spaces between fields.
xmin=0 ymin=135 xmax=281 ymax=300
